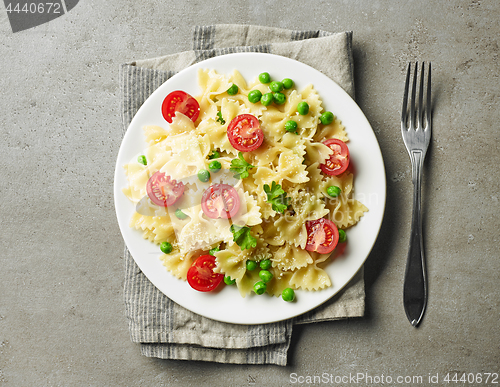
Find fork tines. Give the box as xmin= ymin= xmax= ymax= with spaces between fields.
xmin=401 ymin=62 xmax=432 ymax=131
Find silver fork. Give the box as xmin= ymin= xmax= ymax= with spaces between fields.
xmin=401 ymin=62 xmax=432 ymax=327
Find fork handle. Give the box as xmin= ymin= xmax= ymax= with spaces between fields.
xmin=403 ymin=150 xmax=427 ymax=327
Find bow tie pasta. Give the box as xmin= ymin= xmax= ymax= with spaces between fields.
xmin=122 ymin=68 xmax=368 ymax=300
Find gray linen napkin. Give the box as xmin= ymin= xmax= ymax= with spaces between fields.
xmin=119 ymin=25 xmax=364 ymax=366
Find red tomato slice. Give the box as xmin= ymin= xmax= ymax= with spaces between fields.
xmin=305 ymin=218 xmax=339 ymax=254
xmin=162 ymin=90 xmax=200 ymax=124
xmin=187 ymin=254 xmax=224 ymax=292
xmin=146 ymin=171 xmax=185 ymax=207
xmin=201 ymin=184 xmax=240 ymax=219
xmin=227 ymin=114 xmax=264 ymax=152
xmin=320 ymin=138 xmax=350 ymax=176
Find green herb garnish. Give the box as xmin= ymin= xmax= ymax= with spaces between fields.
xmin=230 ymin=224 xmax=257 ymax=250
xmin=263 ymin=181 xmax=291 ymax=213
xmin=216 ymin=111 xmax=225 ymax=125
xmin=230 ymin=152 xmax=255 ymax=179
xmin=209 ymin=246 xmax=220 ymax=256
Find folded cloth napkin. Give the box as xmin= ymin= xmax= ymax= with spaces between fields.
xmin=119 ymin=24 xmax=364 ymax=366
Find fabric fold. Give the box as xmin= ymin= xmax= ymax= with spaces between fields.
xmin=120 ymin=24 xmax=364 ymax=366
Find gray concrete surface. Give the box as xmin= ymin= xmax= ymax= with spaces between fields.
xmin=1 ymin=0 xmax=499 ymax=386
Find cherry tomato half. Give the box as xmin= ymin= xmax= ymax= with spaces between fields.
xmin=227 ymin=114 xmax=264 ymax=152
xmin=305 ymin=218 xmax=339 ymax=254
xmin=201 ymin=184 xmax=240 ymax=219
xmin=161 ymin=90 xmax=200 ymax=124
xmin=320 ymin=138 xmax=350 ymax=176
xmin=187 ymin=254 xmax=224 ymax=292
xmin=146 ymin=171 xmax=185 ymax=207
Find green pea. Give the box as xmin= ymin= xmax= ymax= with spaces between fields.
xmin=273 ymin=92 xmax=286 ymax=105
xmin=282 ymin=288 xmax=295 ymax=302
xmin=259 ymin=72 xmax=271 ymax=84
xmin=284 ymin=120 xmax=298 ymax=133
xmin=338 ymin=229 xmax=347 ymax=243
xmin=259 ymin=259 xmax=272 ymax=270
xmin=269 ymin=81 xmax=283 ymax=92
xmin=261 ymin=92 xmax=273 ymax=106
xmin=297 ymin=101 xmax=309 ymax=115
xmin=224 ymin=276 xmax=236 ymax=285
xmin=227 ymin=84 xmax=238 ymax=95
xmin=175 ymin=208 xmax=188 ymax=220
xmin=198 ymin=169 xmax=210 ymax=182
xmin=253 ymin=281 xmax=267 ymax=295
xmin=248 ymin=90 xmax=263 ymax=103
xmin=320 ymin=111 xmax=335 ymax=125
xmin=208 ymin=151 xmax=220 ymax=159
xmin=282 ymin=78 xmax=294 ymax=89
xmin=209 ymin=246 xmax=220 ymax=256
xmin=259 ymin=270 xmax=273 ymax=283
xmin=160 ymin=242 xmax=173 ymax=254
xmin=137 ymin=155 xmax=147 ymax=165
xmin=327 ymin=185 xmax=341 ymax=198
xmin=246 ymin=260 xmax=258 ymax=271
xmin=209 ymin=160 xmax=222 ymax=173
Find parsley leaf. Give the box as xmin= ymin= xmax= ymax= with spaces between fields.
xmin=216 ymin=111 xmax=225 ymax=125
xmin=264 ymin=181 xmax=291 ymax=213
xmin=230 ymin=225 xmax=257 ymax=250
xmin=230 ymin=152 xmax=255 ymax=179
xmin=208 ymin=245 xmax=220 ymax=256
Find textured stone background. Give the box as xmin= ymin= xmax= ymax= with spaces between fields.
xmin=1 ymin=0 xmax=499 ymax=385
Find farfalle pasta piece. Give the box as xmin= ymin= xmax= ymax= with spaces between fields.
xmin=235 ymin=268 xmax=262 ymax=297
xmin=129 ymin=211 xmax=167 ymax=231
xmin=307 ymin=250 xmax=332 ymax=265
xmin=304 ymin=139 xmax=333 ymax=166
xmin=196 ymin=99 xmax=252 ymax=156
xmin=122 ymin=162 xmax=149 ymax=203
xmin=259 ymin=217 xmax=285 ymax=246
xmin=160 ymin=249 xmax=202 ymax=280
xmin=303 ymin=163 xmax=328 ymax=198
xmin=278 ymin=150 xmax=309 ymax=184
xmin=129 ymin=212 xmax=176 ymax=245
xmin=289 ymin=262 xmax=332 ymax=291
xmin=269 ymin=243 xmax=313 ymax=271
xmin=230 ymin=189 xmax=262 ymax=227
xmin=197 ymin=69 xmax=233 ymax=121
xmin=294 ymin=84 xmax=322 ymax=138
xmin=177 ymin=215 xmax=221 ymax=252
xmin=213 ymin=244 xmax=249 ymax=283
xmin=252 ymin=149 xmax=308 ymax=189
xmin=258 ymin=90 xmax=303 ymax=142
xmin=313 ymin=116 xmax=349 ymax=143
xmin=167 ymin=113 xmax=197 ymax=136
xmin=288 ymin=188 xmax=329 ymax=221
xmin=320 ymin=172 xmax=353 ymax=198
xmin=249 ymin=140 xmax=284 ymax=168
xmin=326 ymin=197 xmax=369 ymax=229
xmin=265 ymin=269 xmax=295 ymax=297
xmin=122 ymin=143 xmax=175 ymax=203
xmin=157 ymin=132 xmax=211 ymax=186
xmin=143 ymin=125 xmax=168 ymax=145
xmin=251 ymin=133 xmax=307 ymax=168
xmin=215 ymin=237 xmax=270 ymax=297
xmin=320 ymin=171 xmax=369 ymax=228
xmin=274 ymin=190 xmax=329 ymax=248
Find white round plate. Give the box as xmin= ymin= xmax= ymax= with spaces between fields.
xmin=114 ymin=52 xmax=386 ymax=325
